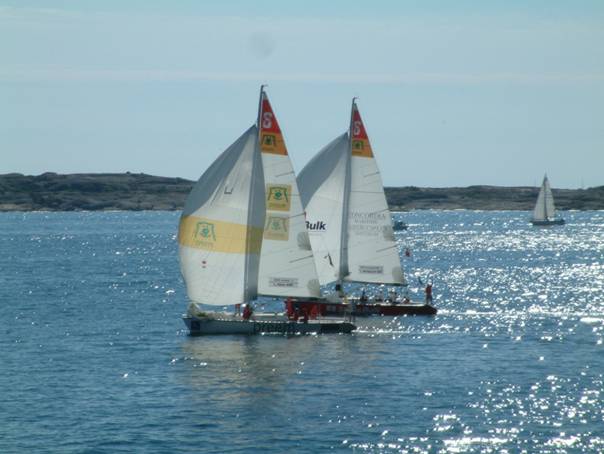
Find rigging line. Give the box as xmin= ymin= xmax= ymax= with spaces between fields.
xmin=288 ymin=254 xmax=315 ymax=264
xmin=350 ymin=206 xmax=390 ymax=213
xmin=274 ymin=170 xmax=295 ymax=178
xmin=375 ymin=245 xmax=399 ymax=253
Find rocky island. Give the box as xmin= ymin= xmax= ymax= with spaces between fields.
xmin=1 ymin=172 xmax=602 ymax=212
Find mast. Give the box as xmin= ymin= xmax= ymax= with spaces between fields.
xmin=256 ymin=84 xmax=267 ymax=131
xmin=543 ymin=175 xmax=548 ymax=220
xmin=336 ymin=98 xmax=355 ymax=291
xmin=242 ymin=86 xmax=266 ymax=302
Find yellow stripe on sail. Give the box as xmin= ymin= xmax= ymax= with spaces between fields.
xmin=178 ymin=215 xmax=263 ymax=254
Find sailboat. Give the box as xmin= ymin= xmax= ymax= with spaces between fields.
xmin=530 ymin=174 xmax=565 ymax=226
xmin=178 ymin=87 xmax=356 ymax=335
xmin=292 ymin=99 xmax=437 ymax=317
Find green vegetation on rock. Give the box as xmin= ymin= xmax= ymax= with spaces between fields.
xmin=1 ymin=173 xmax=602 ymax=211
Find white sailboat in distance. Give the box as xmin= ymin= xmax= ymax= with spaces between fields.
xmin=178 ymin=87 xmax=355 ymax=335
xmin=530 ymin=174 xmax=565 ymax=226
xmin=293 ymin=99 xmax=436 ymax=317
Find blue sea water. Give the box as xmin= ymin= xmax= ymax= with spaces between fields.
xmin=1 ymin=210 xmax=603 ymax=453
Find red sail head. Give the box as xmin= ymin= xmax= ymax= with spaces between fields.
xmin=350 ymin=104 xmax=373 ymax=157
xmin=351 ymin=106 xmax=369 ymax=140
xmin=260 ymin=98 xmax=282 ymax=134
xmin=259 ymin=94 xmax=287 ymax=155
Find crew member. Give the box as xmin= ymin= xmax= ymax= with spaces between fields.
xmin=425 ymin=283 xmax=433 ymax=305
xmin=360 ymin=289 xmax=368 ymax=303
xmin=242 ymin=304 xmax=253 ymax=320
xmin=285 ymin=297 xmax=295 ymax=319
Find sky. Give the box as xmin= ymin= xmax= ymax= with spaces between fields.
xmin=1 ymin=0 xmax=603 ymax=188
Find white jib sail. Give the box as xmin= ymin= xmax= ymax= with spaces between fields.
xmin=298 ymin=134 xmax=350 ymax=286
xmin=533 ymin=175 xmax=556 ymax=221
xmin=178 ymin=125 xmax=265 ymax=306
xmin=256 ymin=91 xmax=321 ymax=298
xmin=345 ymin=102 xmax=404 ymax=285
xmin=346 ymin=157 xmax=404 ymax=284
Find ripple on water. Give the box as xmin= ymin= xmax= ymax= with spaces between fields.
xmin=0 ymin=210 xmax=603 ymax=453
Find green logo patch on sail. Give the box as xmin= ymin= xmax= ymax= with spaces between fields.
xmin=194 ymin=221 xmax=216 ymax=242
xmin=266 ymin=184 xmax=291 ymax=211
xmin=264 ymin=215 xmax=289 ymax=241
xmin=179 ymin=216 xmax=262 ymax=253
xmin=262 ymin=134 xmax=276 ymax=147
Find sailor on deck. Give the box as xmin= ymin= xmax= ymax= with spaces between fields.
xmin=242 ymin=304 xmax=253 ymax=320
xmin=425 ymin=283 xmax=433 ymax=305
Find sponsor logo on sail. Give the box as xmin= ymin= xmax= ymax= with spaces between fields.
xmin=352 ymin=139 xmax=364 ymax=151
xmin=262 ymin=134 xmax=276 ymax=147
xmin=191 ymin=221 xmax=216 ymax=249
xmin=195 ymin=221 xmax=216 ymax=241
xmin=266 ymin=184 xmax=291 ymax=211
xmin=264 ymin=215 xmax=289 ymax=241
xmin=306 ymin=221 xmax=326 ymax=231
xmin=359 ymin=265 xmax=383 ymax=274
xmin=269 ymin=277 xmax=299 ymax=288
xmin=350 ymin=211 xmax=387 ymax=222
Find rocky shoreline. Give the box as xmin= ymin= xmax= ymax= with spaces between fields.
xmin=1 ymin=172 xmax=602 ymax=212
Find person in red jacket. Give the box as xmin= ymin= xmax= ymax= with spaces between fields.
xmin=242 ymin=304 xmax=253 ymax=320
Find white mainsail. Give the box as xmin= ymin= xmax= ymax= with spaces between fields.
xmin=179 ymin=88 xmax=321 ymax=307
xmin=257 ymin=90 xmax=321 ymax=298
xmin=298 ymin=133 xmax=350 ymax=285
xmin=298 ymin=99 xmax=404 ymax=287
xmin=178 ymin=126 xmax=264 ymax=306
xmin=532 ymin=175 xmax=557 ymax=221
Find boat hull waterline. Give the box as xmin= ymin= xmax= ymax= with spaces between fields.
xmin=292 ymin=300 xmax=437 ymax=317
xmin=531 ymin=218 xmax=565 ymax=226
xmin=183 ymin=316 xmax=356 ymax=335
